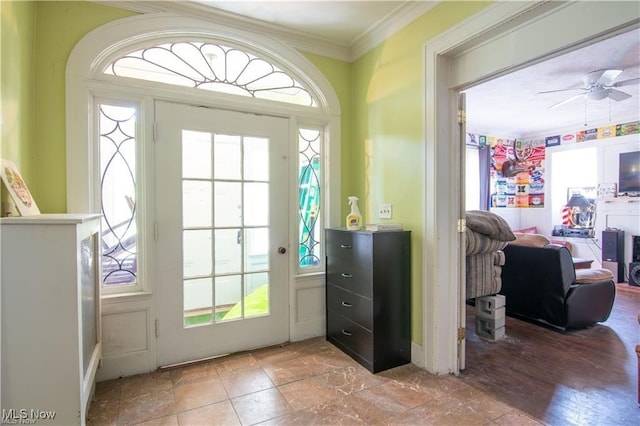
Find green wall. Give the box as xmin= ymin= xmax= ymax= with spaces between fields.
xmin=351 ymin=1 xmax=491 ymax=343
xmin=301 ymin=51 xmax=354 ymax=205
xmin=32 ymin=1 xmax=134 ymax=212
xmin=1 ymin=0 xmax=36 ymax=201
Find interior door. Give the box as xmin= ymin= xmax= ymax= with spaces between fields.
xmin=154 ymin=101 xmax=289 ymax=366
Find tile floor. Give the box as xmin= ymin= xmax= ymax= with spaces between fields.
xmin=88 ymin=337 xmax=541 ymax=425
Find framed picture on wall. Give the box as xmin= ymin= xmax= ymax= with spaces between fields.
xmin=597 ymin=183 xmax=617 ymax=199
xmin=0 ymin=158 xmax=40 ymax=216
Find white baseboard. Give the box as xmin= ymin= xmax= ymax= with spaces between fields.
xmin=411 ymin=341 xmax=424 ymax=368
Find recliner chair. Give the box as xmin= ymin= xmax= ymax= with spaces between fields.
xmin=500 ymin=243 xmax=615 ymax=329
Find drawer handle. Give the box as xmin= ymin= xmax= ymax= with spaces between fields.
xmin=341 ymin=301 xmax=352 ymax=308
xmin=340 ymin=244 xmax=352 ymax=249
xmin=341 ymin=273 xmax=352 ymax=278
xmin=341 ymin=329 xmax=352 ymax=336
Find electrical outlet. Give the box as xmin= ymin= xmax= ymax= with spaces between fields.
xmin=379 ymin=204 xmax=392 ymax=219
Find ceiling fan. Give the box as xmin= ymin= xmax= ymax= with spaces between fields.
xmin=539 ymin=69 xmax=640 ymax=109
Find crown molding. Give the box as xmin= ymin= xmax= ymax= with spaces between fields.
xmin=95 ymin=1 xmax=442 ymax=63
xmin=350 ymin=1 xmax=440 ymax=61
xmin=95 ymin=1 xmax=351 ymax=61
xmin=94 ymin=1 xmax=166 ymax=14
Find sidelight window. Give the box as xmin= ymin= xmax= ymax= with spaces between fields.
xmin=298 ymin=127 xmax=322 ymax=268
xmin=99 ymin=103 xmax=138 ymax=288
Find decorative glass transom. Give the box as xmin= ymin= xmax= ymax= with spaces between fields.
xmin=104 ymin=41 xmax=318 ymax=107
xmin=298 ymin=128 xmax=321 ymax=268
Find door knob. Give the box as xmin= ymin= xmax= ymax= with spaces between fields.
xmin=278 ymin=247 xmax=287 ymax=254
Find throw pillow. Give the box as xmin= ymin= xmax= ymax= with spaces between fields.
xmin=465 ymin=210 xmax=516 ymax=241
xmin=510 ymin=233 xmax=551 ymax=247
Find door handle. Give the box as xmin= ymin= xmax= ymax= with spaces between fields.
xmin=341 ymin=329 xmax=352 ymax=336
xmin=278 ymin=247 xmax=287 ymax=254
xmin=341 ymin=301 xmax=352 ymax=308
xmin=341 ymin=273 xmax=352 ymax=278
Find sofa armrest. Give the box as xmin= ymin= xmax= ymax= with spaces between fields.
xmin=565 ymin=279 xmax=616 ymax=328
xmin=575 ymin=268 xmax=614 ymax=284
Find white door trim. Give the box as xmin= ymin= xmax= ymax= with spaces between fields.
xmin=423 ymin=0 xmax=640 ymax=374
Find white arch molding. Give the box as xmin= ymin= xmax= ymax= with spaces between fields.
xmin=66 ymin=12 xmax=341 ymax=214
xmin=66 ymin=13 xmax=342 ymax=378
xmin=423 ymin=1 xmax=640 ymax=375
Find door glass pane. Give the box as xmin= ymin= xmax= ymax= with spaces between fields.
xmin=214 ymin=182 xmax=242 ymax=227
xmin=245 ymin=228 xmax=268 ymax=272
xmin=245 ymin=273 xmax=269 ymax=318
xmin=244 ymin=137 xmax=269 ymax=181
xmin=183 ymin=180 xmax=212 ymax=227
xmin=181 ymin=126 xmax=273 ymax=327
xmin=216 ymin=275 xmax=242 ymax=321
xmin=184 ymin=278 xmax=213 ymax=327
xmin=214 ymin=134 xmax=241 ymax=180
xmin=183 ymin=230 xmax=212 ymax=277
xmin=183 ymin=131 xmax=212 ymax=179
xmin=244 ymin=182 xmax=269 ymax=226
xmin=215 ymin=229 xmax=242 ymax=274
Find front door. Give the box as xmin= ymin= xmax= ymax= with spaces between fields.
xmin=154 ymin=101 xmax=289 ymax=366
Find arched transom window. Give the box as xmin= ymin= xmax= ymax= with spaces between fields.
xmin=104 ymin=41 xmax=318 ymax=107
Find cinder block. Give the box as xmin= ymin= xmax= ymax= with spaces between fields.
xmin=475 ymin=317 xmax=505 ymax=341
xmin=475 ymin=316 xmax=499 ymax=331
xmin=476 ymin=294 xmax=506 ymax=315
xmin=483 ymin=326 xmax=505 ymax=341
xmin=476 ymin=305 xmax=506 ymax=323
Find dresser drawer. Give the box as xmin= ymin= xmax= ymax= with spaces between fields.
xmin=327 ymin=313 xmax=373 ymax=364
xmin=325 ymin=231 xmax=372 ymax=268
xmin=326 ymin=258 xmax=372 ymax=298
xmin=327 ymin=284 xmax=372 ymax=330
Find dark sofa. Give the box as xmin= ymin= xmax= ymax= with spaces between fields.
xmin=500 ymin=242 xmax=616 ymax=329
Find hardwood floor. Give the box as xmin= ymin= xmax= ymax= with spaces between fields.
xmin=461 ymin=284 xmax=640 ymax=425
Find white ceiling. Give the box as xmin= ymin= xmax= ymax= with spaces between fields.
xmin=115 ymin=1 xmax=640 ymax=137
xmin=465 ymin=27 xmax=640 ymax=137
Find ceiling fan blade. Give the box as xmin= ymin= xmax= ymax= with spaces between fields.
xmin=547 ymin=93 xmax=585 ymax=109
xmin=537 ymin=87 xmax=585 ymax=94
xmin=607 ymin=88 xmax=632 ymax=101
xmin=584 ymin=69 xmax=622 ymax=86
xmin=596 ymin=69 xmax=622 ymax=85
xmin=612 ymin=77 xmax=640 ymax=87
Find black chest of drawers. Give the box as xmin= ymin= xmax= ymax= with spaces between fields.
xmin=325 ymin=228 xmax=411 ymax=373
